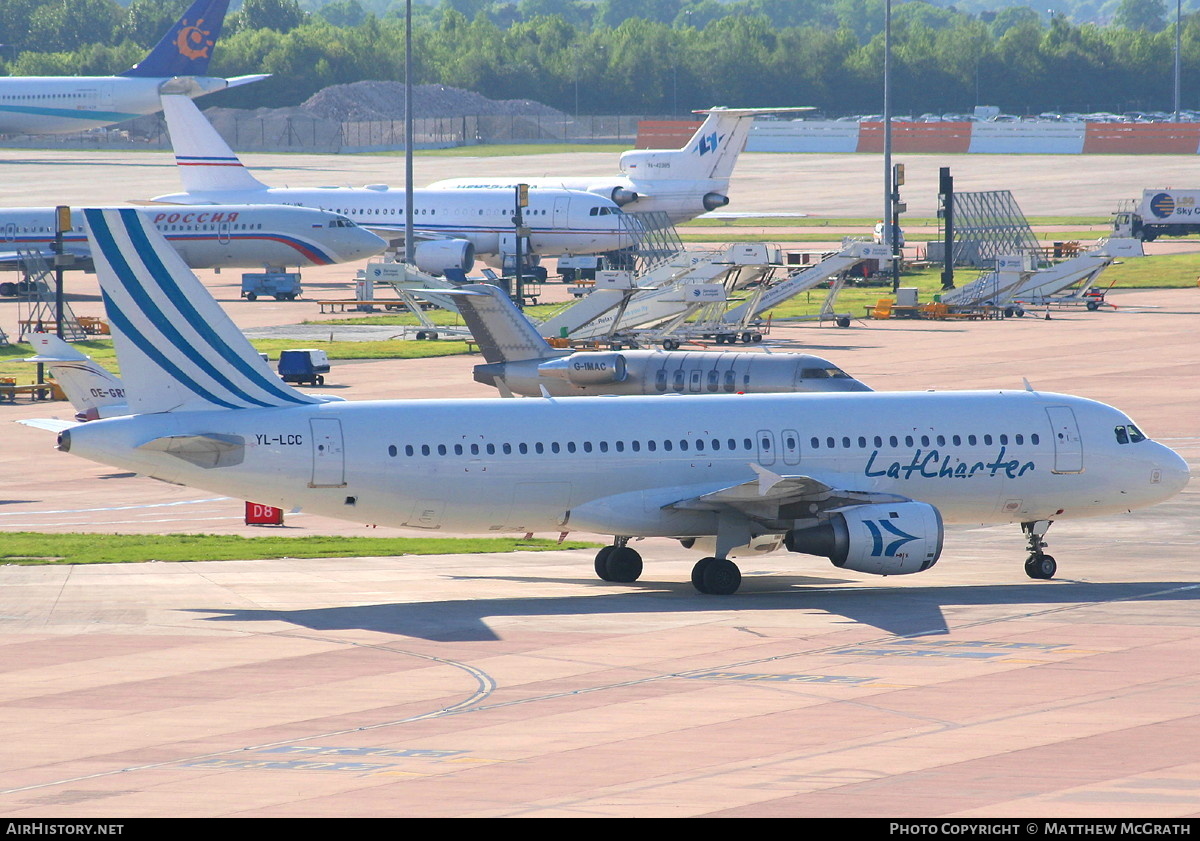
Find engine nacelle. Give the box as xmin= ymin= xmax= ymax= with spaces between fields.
xmin=413 ymin=239 xmax=475 ymax=275
xmin=608 ymin=187 xmax=639 ymax=206
xmin=702 ymin=192 xmax=730 ymax=212
xmin=537 ymin=353 xmax=628 ymax=385
xmin=784 ymin=502 xmax=943 ymax=576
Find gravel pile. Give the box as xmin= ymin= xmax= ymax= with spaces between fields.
xmin=301 ymin=81 xmax=565 ymax=121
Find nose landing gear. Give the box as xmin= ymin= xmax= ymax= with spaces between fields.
xmin=1022 ymin=520 xmax=1057 ymax=580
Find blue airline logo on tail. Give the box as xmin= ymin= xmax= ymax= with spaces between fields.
xmin=696 ymin=132 xmax=723 ymax=155
xmin=865 ymin=519 xmax=919 ymax=557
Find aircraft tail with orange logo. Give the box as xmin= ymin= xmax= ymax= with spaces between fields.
xmin=122 ymin=0 xmax=230 ymax=78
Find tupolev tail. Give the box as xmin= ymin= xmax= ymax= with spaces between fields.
xmin=83 ymin=207 xmax=319 ymax=414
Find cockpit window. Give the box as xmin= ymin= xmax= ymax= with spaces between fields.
xmin=801 ymin=367 xmax=852 ymax=379
xmin=1114 ymin=424 xmax=1147 ymax=445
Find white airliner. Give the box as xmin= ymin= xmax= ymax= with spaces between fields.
xmin=451 ymin=283 xmax=872 ymax=397
xmin=0 ymin=205 xmax=385 ymax=271
xmin=0 ymin=0 xmax=265 ymax=136
xmin=428 ymin=107 xmax=808 ymax=224
xmin=40 ymin=209 xmax=1191 ymax=594
xmin=150 ymin=95 xmax=633 ymax=274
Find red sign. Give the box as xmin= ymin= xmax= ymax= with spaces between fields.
xmin=244 ymin=502 xmax=284 ymax=525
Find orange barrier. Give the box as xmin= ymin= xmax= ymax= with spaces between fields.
xmin=634 ymin=120 xmax=701 ymax=149
xmin=856 ymin=122 xmax=973 ymax=153
xmin=1082 ymin=122 xmax=1200 ymax=154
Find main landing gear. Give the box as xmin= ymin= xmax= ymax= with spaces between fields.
xmin=1022 ymin=520 xmax=1056 ymax=580
xmin=592 ymin=539 xmax=744 ymax=595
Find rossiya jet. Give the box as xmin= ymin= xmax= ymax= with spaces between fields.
xmin=0 ymin=0 xmax=266 ymax=136
xmin=150 ymin=95 xmax=633 ymax=274
xmin=428 ymin=107 xmax=808 ymax=224
xmin=451 ymin=282 xmax=872 ymax=397
xmin=0 ymin=205 xmax=386 ymax=272
xmin=35 ymin=209 xmax=1191 ymax=595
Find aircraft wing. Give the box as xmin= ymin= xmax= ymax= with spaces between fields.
xmin=667 ymin=464 xmax=907 ymax=518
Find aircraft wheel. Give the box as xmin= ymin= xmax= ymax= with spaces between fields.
xmin=594 ymin=546 xmax=615 ymax=581
xmin=691 ymin=557 xmax=741 ymax=595
xmin=245 ymin=293 xmax=257 ymax=301
xmin=1024 ymin=554 xmax=1057 ymax=580
xmin=605 ymin=547 xmax=643 ymax=583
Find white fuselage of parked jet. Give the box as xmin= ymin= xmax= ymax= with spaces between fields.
xmin=0 ymin=75 xmax=263 ymax=136
xmin=0 ymin=205 xmax=385 ymax=269
xmin=152 ymin=183 xmax=631 ymax=259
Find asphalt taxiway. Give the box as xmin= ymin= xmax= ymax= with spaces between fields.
xmin=0 ymin=152 xmax=1197 ymax=817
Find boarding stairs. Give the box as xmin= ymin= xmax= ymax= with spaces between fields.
xmin=15 ymin=250 xmax=87 ymax=341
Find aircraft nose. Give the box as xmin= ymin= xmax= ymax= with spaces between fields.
xmin=1157 ymin=445 xmax=1192 ymax=497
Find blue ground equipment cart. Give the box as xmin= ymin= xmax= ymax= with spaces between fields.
xmin=277 ymin=349 xmax=330 ymax=386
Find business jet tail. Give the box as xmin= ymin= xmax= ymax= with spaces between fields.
xmin=452 ymin=283 xmax=558 ymax=364
xmin=82 ymin=207 xmax=319 ymax=414
xmin=122 ymin=0 xmax=230 ymax=78
xmin=25 ymin=334 xmax=129 ymax=421
xmin=160 ymin=94 xmax=269 ymax=194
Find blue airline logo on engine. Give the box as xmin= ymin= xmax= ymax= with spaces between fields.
xmin=865 ymin=519 xmax=919 ymax=557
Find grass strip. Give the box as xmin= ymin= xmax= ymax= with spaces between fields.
xmin=0 ymin=532 xmax=600 ymax=565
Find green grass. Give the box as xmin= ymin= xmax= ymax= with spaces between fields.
xmin=682 ymin=215 xmax=1111 ymax=228
xmin=0 ymin=532 xmax=601 ymax=565
xmin=0 ymin=337 xmax=472 ymax=383
xmin=680 ymin=230 xmax=1109 ymax=243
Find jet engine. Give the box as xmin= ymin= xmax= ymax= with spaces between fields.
xmin=413 ymin=239 xmax=475 ymax=275
xmin=537 ymin=353 xmax=628 ymax=385
xmin=702 ymin=192 xmax=730 ymax=212
xmin=783 ymin=502 xmax=943 ymax=575
xmin=607 ymin=187 xmax=639 ymax=206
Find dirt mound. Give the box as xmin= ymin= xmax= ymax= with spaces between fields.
xmin=302 ymin=81 xmax=565 ymax=122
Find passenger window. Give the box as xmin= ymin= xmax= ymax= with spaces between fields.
xmin=968 ymin=435 xmax=977 ymax=446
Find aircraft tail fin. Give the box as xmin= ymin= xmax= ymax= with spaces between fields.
xmin=161 ymin=94 xmax=268 ymax=193
xmin=621 ymin=107 xmax=809 ymax=183
xmin=453 ymin=283 xmax=557 ymax=364
xmin=83 ymin=207 xmax=320 ymax=414
xmin=25 ymin=334 xmax=128 ymax=421
xmin=121 ymin=0 xmax=230 ymax=78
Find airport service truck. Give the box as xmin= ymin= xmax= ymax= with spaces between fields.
xmin=1113 ymin=189 xmax=1200 ymax=241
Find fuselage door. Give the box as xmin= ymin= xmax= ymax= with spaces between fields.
xmin=309 ymin=417 xmax=346 ymax=487
xmin=1045 ymin=406 xmax=1084 ymax=474
xmin=554 ymin=196 xmax=569 ymax=228
xmin=218 ymin=220 xmax=231 ymax=244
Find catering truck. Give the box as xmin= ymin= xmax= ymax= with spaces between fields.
xmin=1113 ymin=189 xmax=1200 ymax=241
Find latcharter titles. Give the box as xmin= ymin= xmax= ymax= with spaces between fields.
xmin=865 ymin=446 xmax=1035 ymax=481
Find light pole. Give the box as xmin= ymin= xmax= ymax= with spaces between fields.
xmin=404 ymin=0 xmax=414 ymax=265
xmin=883 ymin=0 xmax=893 ymax=280
xmin=1175 ymin=0 xmax=1182 ymax=122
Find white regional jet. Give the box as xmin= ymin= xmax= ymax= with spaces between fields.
xmin=150 ymin=95 xmax=633 ymax=274
xmin=428 ymin=107 xmax=807 ymax=224
xmin=35 ymin=208 xmax=1191 ymax=595
xmin=0 ymin=0 xmax=265 ymax=136
xmin=0 ymin=205 xmax=385 ymax=272
xmin=451 ymin=283 xmax=872 ymax=397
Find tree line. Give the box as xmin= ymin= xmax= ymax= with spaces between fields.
xmin=3 ymin=0 xmax=1200 ymax=117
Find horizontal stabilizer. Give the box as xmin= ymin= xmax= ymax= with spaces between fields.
xmin=16 ymin=418 xmax=77 ymax=433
